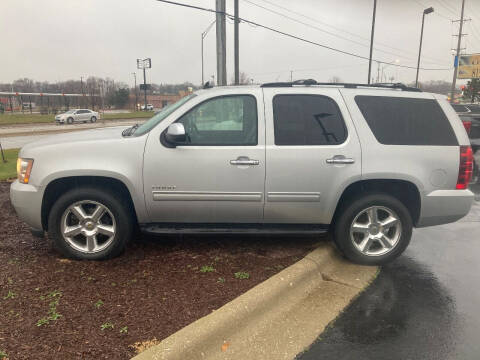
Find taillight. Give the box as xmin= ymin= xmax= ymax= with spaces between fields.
xmin=456 ymin=145 xmax=473 ymax=189
xmin=462 ymin=120 xmax=472 ymax=135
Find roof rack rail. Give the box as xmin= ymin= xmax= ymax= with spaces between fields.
xmin=260 ymin=80 xmax=422 ymax=92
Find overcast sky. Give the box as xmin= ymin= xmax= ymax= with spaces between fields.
xmin=1 ymin=0 xmax=479 ymax=86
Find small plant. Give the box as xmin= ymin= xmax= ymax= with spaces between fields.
xmin=101 ymin=322 xmax=114 ymax=331
xmin=36 ymin=290 xmax=62 ymax=326
xmin=120 ymin=326 xmax=128 ymax=334
xmin=7 ymin=277 xmax=13 ymax=285
xmin=111 ymin=282 xmax=117 ymax=287
xmin=217 ymin=277 xmax=226 ymax=283
xmin=200 ymin=265 xmax=215 ymax=273
xmin=94 ymin=299 xmax=104 ymax=308
xmin=234 ymin=272 xmax=250 ymax=280
xmin=0 ymin=349 xmax=8 ymax=359
xmin=3 ymin=290 xmax=16 ymax=300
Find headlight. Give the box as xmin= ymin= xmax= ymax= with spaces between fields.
xmin=16 ymin=158 xmax=34 ymax=184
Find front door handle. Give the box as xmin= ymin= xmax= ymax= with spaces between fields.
xmin=230 ymin=156 xmax=260 ymax=166
xmin=326 ymin=156 xmax=355 ymax=164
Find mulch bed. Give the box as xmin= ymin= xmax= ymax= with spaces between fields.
xmin=0 ymin=181 xmax=319 ymax=359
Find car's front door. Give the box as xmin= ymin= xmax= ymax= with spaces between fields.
xmin=263 ymin=88 xmax=362 ymax=224
xmin=143 ymin=90 xmax=266 ymax=223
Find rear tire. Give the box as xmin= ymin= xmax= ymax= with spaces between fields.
xmin=90 ymin=116 xmax=97 ymax=123
xmin=48 ymin=187 xmax=133 ymax=260
xmin=333 ymin=193 xmax=412 ymax=265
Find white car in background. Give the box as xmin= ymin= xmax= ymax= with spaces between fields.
xmin=140 ymin=104 xmax=154 ymax=111
xmin=55 ymin=109 xmax=99 ymax=124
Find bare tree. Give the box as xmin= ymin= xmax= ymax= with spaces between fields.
xmin=328 ymin=76 xmax=342 ymax=84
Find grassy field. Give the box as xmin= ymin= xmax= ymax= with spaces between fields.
xmin=0 ymin=111 xmax=152 ymax=125
xmin=0 ymin=148 xmax=19 ymax=180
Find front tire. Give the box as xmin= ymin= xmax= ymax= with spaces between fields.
xmin=333 ymin=193 xmax=412 ymax=265
xmin=48 ymin=187 xmax=133 ymax=260
xmin=67 ymin=117 xmax=74 ymax=124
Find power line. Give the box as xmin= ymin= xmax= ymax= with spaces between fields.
xmin=242 ymin=0 xmax=449 ymax=66
xmin=155 ymin=0 xmax=452 ymax=71
xmin=409 ymin=0 xmax=452 ymax=20
xmin=254 ymin=0 xmax=450 ymax=66
xmin=435 ymin=0 xmax=458 ymax=16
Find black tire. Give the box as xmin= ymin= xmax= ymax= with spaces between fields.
xmin=67 ymin=117 xmax=74 ymax=124
xmin=90 ymin=116 xmax=97 ymax=123
xmin=333 ymin=193 xmax=412 ymax=265
xmin=48 ymin=186 xmax=133 ymax=260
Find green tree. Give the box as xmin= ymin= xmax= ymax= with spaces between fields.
xmin=113 ymin=88 xmax=130 ymax=108
xmin=463 ymin=79 xmax=480 ymax=103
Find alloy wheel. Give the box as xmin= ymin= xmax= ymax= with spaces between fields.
xmin=349 ymin=206 xmax=402 ymax=257
xmin=60 ymin=200 xmax=116 ymax=254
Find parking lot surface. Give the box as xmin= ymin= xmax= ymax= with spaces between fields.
xmin=298 ymin=187 xmax=480 ymax=360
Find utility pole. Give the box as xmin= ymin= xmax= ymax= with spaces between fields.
xmin=290 ymin=70 xmax=293 ymax=82
xmin=80 ymin=76 xmax=85 ymax=108
xmin=450 ymin=0 xmax=466 ymax=101
xmin=132 ymin=72 xmax=138 ymax=111
xmin=216 ymin=0 xmax=227 ymax=86
xmin=234 ymin=0 xmax=239 ymax=85
xmin=367 ymin=0 xmax=377 ymax=84
xmin=415 ymin=7 xmax=434 ymax=87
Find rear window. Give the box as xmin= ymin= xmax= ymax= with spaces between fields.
xmin=354 ymin=96 xmax=458 ymax=146
xmin=273 ymin=94 xmax=347 ymax=146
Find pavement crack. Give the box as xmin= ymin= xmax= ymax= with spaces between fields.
xmin=320 ymin=272 xmax=358 ymax=289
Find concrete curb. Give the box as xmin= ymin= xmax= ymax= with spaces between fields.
xmin=132 ymin=242 xmax=378 ymax=360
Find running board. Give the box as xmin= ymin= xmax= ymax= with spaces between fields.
xmin=140 ymin=223 xmax=329 ymax=235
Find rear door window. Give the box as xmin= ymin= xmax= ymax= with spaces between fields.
xmin=354 ymin=96 xmax=458 ymax=146
xmin=273 ymin=94 xmax=347 ymax=146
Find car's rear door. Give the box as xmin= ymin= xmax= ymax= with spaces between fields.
xmin=263 ymin=87 xmax=362 ymax=224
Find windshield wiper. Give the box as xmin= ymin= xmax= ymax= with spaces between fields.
xmin=122 ymin=124 xmax=139 ymax=137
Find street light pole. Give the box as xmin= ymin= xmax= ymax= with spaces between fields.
xmin=415 ymin=7 xmax=434 ymax=88
xmin=132 ymin=72 xmax=137 ymax=111
xmin=367 ymin=0 xmax=377 ymax=84
xmin=137 ymin=58 xmax=151 ymax=111
xmin=143 ymin=68 xmax=147 ymax=111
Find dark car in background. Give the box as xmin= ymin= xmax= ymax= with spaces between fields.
xmin=453 ymin=104 xmax=480 ymax=183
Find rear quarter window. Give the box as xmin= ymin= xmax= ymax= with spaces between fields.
xmin=354 ymin=96 xmax=458 ymax=146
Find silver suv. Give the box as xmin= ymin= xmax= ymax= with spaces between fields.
xmin=10 ymin=81 xmax=474 ymax=265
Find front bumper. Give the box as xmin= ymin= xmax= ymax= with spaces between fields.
xmin=9 ymin=180 xmax=44 ymax=231
xmin=417 ymin=189 xmax=474 ymax=227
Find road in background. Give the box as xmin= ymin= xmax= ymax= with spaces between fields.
xmin=0 ymin=118 xmax=147 ymax=149
xmin=298 ymin=187 xmax=480 ymax=360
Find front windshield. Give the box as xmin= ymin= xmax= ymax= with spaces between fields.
xmin=134 ymin=94 xmax=197 ymax=136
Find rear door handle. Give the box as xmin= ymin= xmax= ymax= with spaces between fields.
xmin=326 ymin=156 xmax=355 ymax=164
xmin=230 ymin=156 xmax=259 ymax=166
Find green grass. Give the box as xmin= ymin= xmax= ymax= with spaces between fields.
xmin=0 ymin=111 xmax=152 ymax=125
xmin=0 ymin=148 xmax=19 ymax=181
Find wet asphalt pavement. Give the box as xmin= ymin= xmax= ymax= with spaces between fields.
xmin=298 ymin=185 xmax=480 ymax=360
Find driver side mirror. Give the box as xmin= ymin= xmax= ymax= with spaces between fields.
xmin=165 ymin=123 xmax=187 ymax=145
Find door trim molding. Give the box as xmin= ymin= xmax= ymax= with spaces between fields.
xmin=153 ymin=191 xmax=263 ymax=202
xmin=267 ymin=192 xmax=321 ymax=202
